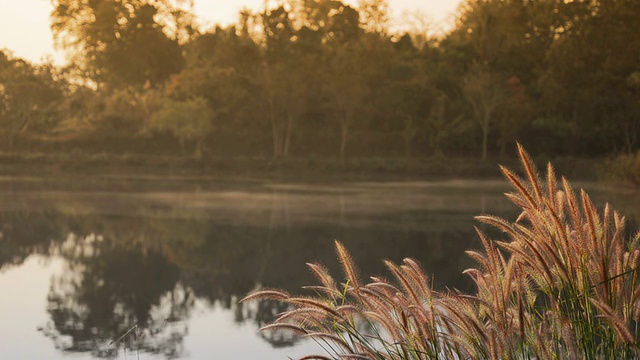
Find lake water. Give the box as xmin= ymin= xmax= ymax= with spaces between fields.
xmin=0 ymin=175 xmax=638 ymax=359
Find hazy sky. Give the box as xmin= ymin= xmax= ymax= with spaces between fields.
xmin=0 ymin=0 xmax=462 ymax=65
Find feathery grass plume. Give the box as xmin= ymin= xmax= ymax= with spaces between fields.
xmin=275 ymin=307 xmax=331 ymax=325
xmin=402 ymin=258 xmax=432 ymax=299
xmin=243 ymin=146 xmax=640 ymax=359
xmin=240 ymin=289 xmax=289 ymax=303
xmin=287 ymin=297 xmax=346 ymax=319
xmin=307 ymin=262 xmax=340 ymax=299
xmin=260 ymin=323 xmax=309 ymax=335
xmin=384 ymin=260 xmax=422 ymax=306
xmin=517 ymin=143 xmax=543 ymax=204
xmin=335 ymin=240 xmax=361 ymax=291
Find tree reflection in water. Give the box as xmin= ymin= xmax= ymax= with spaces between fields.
xmin=238 ymin=299 xmax=302 ymax=348
xmin=43 ymin=232 xmax=189 ymax=358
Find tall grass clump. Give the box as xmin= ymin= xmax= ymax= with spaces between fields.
xmin=242 ymin=144 xmax=640 ymax=359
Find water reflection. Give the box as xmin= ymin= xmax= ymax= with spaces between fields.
xmin=0 ymin=178 xmax=636 ymax=358
xmin=45 ymin=233 xmax=186 ymax=357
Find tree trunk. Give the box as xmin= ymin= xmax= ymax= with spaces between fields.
xmin=403 ymin=116 xmax=416 ymax=158
xmin=340 ymin=122 xmax=348 ymax=161
xmin=482 ymin=117 xmax=489 ymax=161
xmin=283 ymin=113 xmax=293 ymax=157
xmin=270 ymin=112 xmax=279 ymax=159
xmin=195 ymin=140 xmax=202 ymax=159
xmin=570 ymin=105 xmax=579 ymax=155
xmin=263 ymin=62 xmax=283 ymax=160
xmin=339 ymin=109 xmax=354 ymax=161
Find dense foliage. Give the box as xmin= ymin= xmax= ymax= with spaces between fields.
xmin=1 ymin=0 xmax=639 ymax=160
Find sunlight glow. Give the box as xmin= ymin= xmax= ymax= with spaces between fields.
xmin=0 ymin=0 xmax=461 ymax=65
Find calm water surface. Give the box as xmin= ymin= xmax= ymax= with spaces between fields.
xmin=0 ymin=175 xmax=638 ymax=359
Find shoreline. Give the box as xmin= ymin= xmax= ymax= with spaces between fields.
xmin=0 ymin=152 xmax=605 ymax=184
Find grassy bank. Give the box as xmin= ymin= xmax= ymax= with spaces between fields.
xmin=0 ymin=151 xmax=606 ymax=182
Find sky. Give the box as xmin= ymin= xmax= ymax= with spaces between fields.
xmin=0 ymin=0 xmax=462 ymax=65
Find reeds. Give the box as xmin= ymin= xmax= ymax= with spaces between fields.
xmin=242 ymin=145 xmax=640 ymax=359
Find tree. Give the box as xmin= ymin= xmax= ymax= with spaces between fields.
xmin=322 ymin=4 xmax=370 ymax=160
xmin=447 ymin=0 xmax=546 ymax=158
xmin=382 ymin=34 xmax=466 ymax=158
xmin=261 ymin=6 xmax=300 ymax=159
xmin=424 ymin=93 xmax=464 ymax=158
xmin=381 ymin=34 xmax=423 ymax=157
xmin=50 ymin=0 xmax=190 ymax=88
xmin=291 ymin=0 xmax=343 ymax=31
xmin=103 ymin=4 xmax=185 ymax=87
xmin=357 ymin=0 xmax=390 ymax=34
xmin=496 ymin=75 xmax=530 ymax=156
xmin=0 ymin=52 xmax=65 ymax=150
xmin=537 ymin=0 xmax=640 ymax=155
xmin=168 ymin=26 xmax=265 ymax=156
xmin=463 ymin=66 xmax=506 ymax=161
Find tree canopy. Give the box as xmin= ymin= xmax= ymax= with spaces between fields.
xmin=50 ymin=0 xmax=189 ymax=88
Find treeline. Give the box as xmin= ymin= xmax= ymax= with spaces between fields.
xmin=1 ymin=0 xmax=639 ymax=160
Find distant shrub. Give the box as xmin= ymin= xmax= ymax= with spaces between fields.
xmin=603 ymin=151 xmax=640 ymax=186
xmin=149 ymin=97 xmax=214 ymax=158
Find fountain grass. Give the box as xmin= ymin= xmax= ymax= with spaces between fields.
xmin=242 ymin=144 xmax=640 ymax=359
